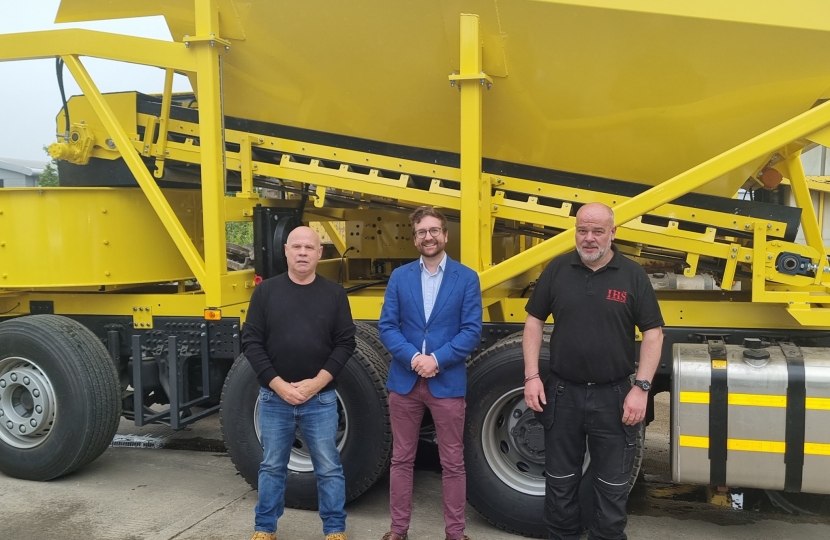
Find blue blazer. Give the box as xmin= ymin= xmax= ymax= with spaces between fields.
xmin=379 ymin=256 xmax=483 ymax=398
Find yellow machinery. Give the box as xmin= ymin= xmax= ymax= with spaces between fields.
xmin=3 ymin=1 xmax=830 ymax=535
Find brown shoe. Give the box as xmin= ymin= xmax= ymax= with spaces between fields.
xmin=251 ymin=533 xmax=276 ymax=540
xmin=381 ymin=532 xmax=407 ymax=540
xmin=325 ymin=534 xmax=348 ymax=540
xmin=446 ymin=536 xmax=471 ymax=540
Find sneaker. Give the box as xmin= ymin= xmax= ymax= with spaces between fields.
xmin=325 ymin=534 xmax=348 ymax=540
xmin=381 ymin=533 xmax=407 ymax=540
xmin=250 ymin=533 xmax=276 ymax=540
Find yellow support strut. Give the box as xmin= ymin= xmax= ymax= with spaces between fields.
xmin=457 ymin=14 xmax=492 ymax=271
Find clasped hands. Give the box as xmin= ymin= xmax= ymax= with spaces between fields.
xmin=271 ymin=376 xmax=327 ymax=406
xmin=412 ymin=353 xmax=439 ymax=378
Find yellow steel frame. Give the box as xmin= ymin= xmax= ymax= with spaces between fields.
xmin=457 ymin=14 xmax=492 ymax=272
xmin=2 ymin=7 xmax=830 ymax=328
xmin=61 ymin=55 xmax=208 ymax=288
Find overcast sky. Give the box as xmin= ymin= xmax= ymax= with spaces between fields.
xmin=0 ymin=1 xmax=191 ymax=162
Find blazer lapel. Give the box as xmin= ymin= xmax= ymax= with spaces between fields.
xmin=408 ymin=262 xmax=426 ymax=325
xmin=426 ymin=259 xmax=458 ymax=326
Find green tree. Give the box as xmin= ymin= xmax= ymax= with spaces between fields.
xmin=37 ymin=145 xmax=59 ymax=187
xmin=226 ymin=221 xmax=253 ymax=245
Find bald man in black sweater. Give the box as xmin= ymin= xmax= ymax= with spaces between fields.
xmin=242 ymin=226 xmax=355 ymax=540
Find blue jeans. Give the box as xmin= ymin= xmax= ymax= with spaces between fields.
xmin=254 ymin=387 xmax=347 ymax=535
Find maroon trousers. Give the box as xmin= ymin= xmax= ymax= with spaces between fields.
xmin=388 ymin=377 xmax=467 ymax=539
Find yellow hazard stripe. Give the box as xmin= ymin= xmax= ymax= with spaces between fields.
xmin=804 ymin=442 xmax=830 ymax=455
xmin=678 ymin=436 xmax=830 ymax=456
xmin=806 ymin=397 xmax=830 ymax=410
xmin=679 ymin=391 xmax=710 ymax=404
xmin=729 ymin=393 xmax=787 ymax=407
xmin=679 ymin=392 xmax=830 ymax=410
xmin=728 ymin=439 xmax=785 ymax=453
xmin=678 ymin=435 xmax=709 ymax=448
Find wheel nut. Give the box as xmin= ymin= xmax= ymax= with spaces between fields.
xmin=0 ymin=379 xmax=5 ymax=388
xmin=35 ymin=406 xmax=42 ymax=414
xmin=30 ymin=419 xmax=37 ymax=428
xmin=0 ymin=410 xmax=4 ymax=417
xmin=19 ymin=425 xmax=26 ymax=433
xmin=6 ymin=421 xmax=12 ymax=429
xmin=10 ymin=373 xmax=17 ymax=382
xmin=23 ymin=376 xmax=30 ymax=385
xmin=513 ymin=409 xmax=522 ymax=418
xmin=32 ymin=389 xmax=40 ymax=398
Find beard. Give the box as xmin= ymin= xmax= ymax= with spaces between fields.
xmin=576 ymin=244 xmax=608 ymax=263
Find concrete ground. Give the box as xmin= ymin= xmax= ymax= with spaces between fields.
xmin=1 ymin=394 xmax=829 ymax=539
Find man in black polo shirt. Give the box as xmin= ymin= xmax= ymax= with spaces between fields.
xmin=523 ymin=202 xmax=663 ymax=540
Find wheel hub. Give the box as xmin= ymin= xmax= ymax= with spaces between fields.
xmin=0 ymin=357 xmax=56 ymax=449
xmin=510 ymin=414 xmax=545 ymax=461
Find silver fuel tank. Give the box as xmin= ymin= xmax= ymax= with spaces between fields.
xmin=672 ymin=340 xmax=830 ymax=493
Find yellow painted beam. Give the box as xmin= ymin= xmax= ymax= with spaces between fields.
xmin=786 ymin=152 xmax=827 ymax=285
xmin=0 ymin=29 xmax=196 ymax=72
xmin=320 ymin=222 xmax=347 ymax=255
xmin=458 ymin=13 xmax=491 ymax=271
xmin=479 ymin=98 xmax=830 ymax=292
xmin=194 ymin=0 xmax=229 ymax=307
xmin=152 ymin=68 xmax=175 ymax=179
xmin=61 ymin=55 xmax=207 ymax=286
xmin=256 ymin=158 xmax=461 ymax=210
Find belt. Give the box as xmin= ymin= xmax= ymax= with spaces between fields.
xmin=550 ymin=372 xmax=631 ymax=388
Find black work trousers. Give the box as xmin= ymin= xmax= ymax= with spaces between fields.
xmin=536 ymin=375 xmax=639 ymax=540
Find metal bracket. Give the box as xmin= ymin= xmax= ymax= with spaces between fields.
xmin=132 ymin=306 xmax=153 ymax=329
xmin=449 ymin=71 xmax=493 ymax=89
xmin=183 ymin=34 xmax=231 ymax=49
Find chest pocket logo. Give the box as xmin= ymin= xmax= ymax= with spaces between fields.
xmin=606 ymin=289 xmax=627 ymax=303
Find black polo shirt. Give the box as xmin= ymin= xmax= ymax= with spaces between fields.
xmin=525 ymin=245 xmax=664 ymax=383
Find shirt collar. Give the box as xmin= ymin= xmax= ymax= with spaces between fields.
xmin=570 ymin=244 xmax=620 ymax=269
xmin=419 ymin=252 xmax=447 ymax=274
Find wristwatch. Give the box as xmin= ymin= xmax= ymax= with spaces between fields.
xmin=633 ymin=379 xmax=652 ymax=392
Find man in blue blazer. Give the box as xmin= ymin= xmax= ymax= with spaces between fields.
xmin=378 ymin=206 xmax=482 ymax=540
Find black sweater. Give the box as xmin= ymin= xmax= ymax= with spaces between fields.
xmin=241 ymin=273 xmax=356 ymax=391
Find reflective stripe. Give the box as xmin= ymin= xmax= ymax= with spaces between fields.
xmin=730 ymin=393 xmax=787 ymax=408
xmin=728 ymin=439 xmax=785 ymax=454
xmin=679 ymin=391 xmax=709 ymax=404
xmin=679 ymin=435 xmax=709 ymax=449
xmin=678 ymin=435 xmax=830 ymax=456
xmin=804 ymin=442 xmax=830 ymax=455
xmin=545 ymin=472 xmax=576 ymax=479
xmin=806 ymin=397 xmax=830 ymax=410
xmin=597 ymin=477 xmax=628 ymax=487
xmin=680 ymin=392 xmax=830 ymax=410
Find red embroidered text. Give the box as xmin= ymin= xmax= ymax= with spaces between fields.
xmin=606 ymin=289 xmax=627 ymax=303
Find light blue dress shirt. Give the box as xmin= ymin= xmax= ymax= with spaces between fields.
xmin=413 ymin=253 xmax=447 ymax=365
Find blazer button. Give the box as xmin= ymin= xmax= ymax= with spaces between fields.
xmin=424 ymin=329 xmax=429 ymax=334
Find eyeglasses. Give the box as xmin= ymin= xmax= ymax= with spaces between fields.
xmin=414 ymin=227 xmax=444 ymax=239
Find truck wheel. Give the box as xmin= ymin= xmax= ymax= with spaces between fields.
xmin=465 ymin=335 xmax=644 ymax=538
xmin=221 ymin=340 xmax=391 ymax=508
xmin=0 ymin=315 xmax=121 ymax=480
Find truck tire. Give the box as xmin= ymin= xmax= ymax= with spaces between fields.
xmin=0 ymin=315 xmax=121 ymax=481
xmin=220 ymin=340 xmax=391 ymax=508
xmin=354 ymin=321 xmax=392 ymax=365
xmin=465 ymin=335 xmax=644 ymax=537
